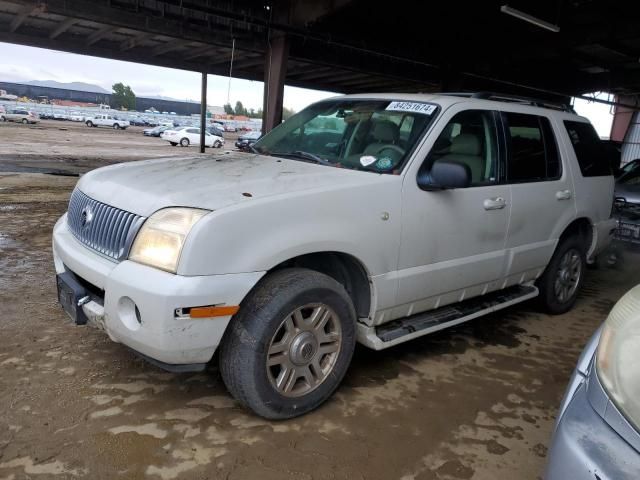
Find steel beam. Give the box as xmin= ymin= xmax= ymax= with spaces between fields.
xmin=86 ymin=25 xmax=116 ymax=46
xmin=262 ymin=32 xmax=289 ymax=134
xmin=9 ymin=3 xmax=43 ymax=33
xmin=200 ymin=72 xmax=207 ymax=154
xmin=49 ymin=18 xmax=78 ymax=39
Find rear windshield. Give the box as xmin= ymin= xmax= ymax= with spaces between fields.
xmin=564 ymin=120 xmax=612 ymax=177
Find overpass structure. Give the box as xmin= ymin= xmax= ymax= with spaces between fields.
xmin=1 ymin=0 xmax=639 ymax=146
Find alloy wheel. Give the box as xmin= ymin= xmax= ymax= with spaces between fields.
xmin=554 ymin=248 xmax=582 ymax=303
xmin=266 ymin=303 xmax=342 ymax=398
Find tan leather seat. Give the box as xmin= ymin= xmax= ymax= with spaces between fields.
xmin=442 ymin=133 xmax=485 ymax=183
xmin=363 ymin=121 xmax=401 ymax=156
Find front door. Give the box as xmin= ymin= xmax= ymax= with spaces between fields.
xmin=392 ymin=107 xmax=511 ymax=322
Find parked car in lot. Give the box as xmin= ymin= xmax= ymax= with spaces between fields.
xmin=235 ymin=130 xmax=262 ymax=150
xmin=546 ymin=284 xmax=640 ymax=479
xmin=206 ymin=125 xmax=225 ymax=138
xmin=1 ymin=108 xmax=39 ymax=124
xmin=613 ymin=168 xmax=640 ymax=246
xmin=86 ymin=114 xmax=130 ymax=130
xmin=619 ymin=158 xmax=640 ymax=178
xmin=161 ymin=127 xmax=224 ymax=147
xmin=143 ymin=125 xmax=172 ymax=137
xmin=53 ymin=93 xmax=615 ymax=419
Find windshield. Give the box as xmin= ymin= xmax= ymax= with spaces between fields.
xmin=253 ymin=99 xmax=439 ymax=173
xmin=620 ymin=168 xmax=640 ymax=185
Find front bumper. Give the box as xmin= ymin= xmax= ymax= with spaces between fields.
xmin=52 ymin=214 xmax=264 ymax=367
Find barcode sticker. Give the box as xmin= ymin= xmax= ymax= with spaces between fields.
xmin=386 ymin=102 xmax=437 ymax=115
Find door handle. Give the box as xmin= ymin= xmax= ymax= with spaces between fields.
xmin=483 ymin=197 xmax=506 ymax=210
xmin=556 ymin=190 xmax=572 ymax=200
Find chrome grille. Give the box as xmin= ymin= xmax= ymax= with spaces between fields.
xmin=67 ymin=189 xmax=144 ymax=260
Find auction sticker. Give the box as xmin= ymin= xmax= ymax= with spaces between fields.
xmin=386 ymin=102 xmax=437 ymax=115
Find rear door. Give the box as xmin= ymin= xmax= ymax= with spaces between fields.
xmin=501 ymin=111 xmax=576 ymax=285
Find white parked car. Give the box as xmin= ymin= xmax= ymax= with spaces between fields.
xmin=53 ymin=93 xmax=615 ymax=419
xmin=86 ymin=114 xmax=130 ymax=130
xmin=1 ymin=108 xmax=39 ymax=124
xmin=161 ymin=127 xmax=224 ymax=148
xmin=69 ymin=112 xmax=85 ymax=122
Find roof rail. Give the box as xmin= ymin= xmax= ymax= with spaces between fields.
xmin=441 ymin=91 xmax=576 ymax=113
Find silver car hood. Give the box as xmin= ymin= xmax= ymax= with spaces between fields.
xmin=76 ymin=153 xmax=385 ymax=217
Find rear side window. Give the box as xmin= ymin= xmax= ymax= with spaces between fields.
xmin=504 ymin=113 xmax=561 ymax=183
xmin=564 ymin=121 xmax=612 ymax=177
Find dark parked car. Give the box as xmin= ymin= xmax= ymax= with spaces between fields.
xmin=143 ymin=125 xmax=172 ymax=137
xmin=546 ymin=284 xmax=640 ymax=479
xmin=619 ymin=158 xmax=640 ymax=178
xmin=235 ymin=130 xmax=262 ymax=151
xmin=614 ymin=168 xmax=640 ymax=246
xmin=206 ymin=126 xmax=225 ymax=138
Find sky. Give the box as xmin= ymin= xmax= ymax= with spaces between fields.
xmin=0 ymin=42 xmax=615 ymax=136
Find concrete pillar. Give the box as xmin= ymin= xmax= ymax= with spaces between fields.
xmin=200 ymin=71 xmax=207 ymax=153
xmin=262 ymin=32 xmax=289 ymax=134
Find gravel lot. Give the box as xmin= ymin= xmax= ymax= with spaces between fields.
xmin=0 ymin=119 xmax=637 ymax=480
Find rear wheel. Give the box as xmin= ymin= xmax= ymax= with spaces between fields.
xmin=219 ymin=268 xmax=356 ymax=419
xmin=86 ymin=121 xmax=93 ymax=127
xmin=180 ymin=137 xmax=190 ymax=147
xmin=536 ymin=236 xmax=586 ymax=314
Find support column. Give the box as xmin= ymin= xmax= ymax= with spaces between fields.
xmin=262 ymin=32 xmax=289 ymax=134
xmin=200 ymin=71 xmax=207 ymax=153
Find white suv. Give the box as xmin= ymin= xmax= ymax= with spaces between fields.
xmin=53 ymin=93 xmax=616 ymax=418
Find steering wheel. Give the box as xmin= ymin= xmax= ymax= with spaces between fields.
xmin=375 ymin=145 xmax=405 ymax=157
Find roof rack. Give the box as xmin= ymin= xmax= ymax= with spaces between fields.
xmin=441 ymin=92 xmax=576 ymax=113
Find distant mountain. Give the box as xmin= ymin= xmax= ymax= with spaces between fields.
xmin=144 ymin=95 xmax=200 ymax=104
xmin=22 ymin=80 xmax=110 ymax=94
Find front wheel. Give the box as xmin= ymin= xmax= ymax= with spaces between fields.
xmin=536 ymin=236 xmax=586 ymax=314
xmin=86 ymin=121 xmax=93 ymax=127
xmin=113 ymin=124 xmax=120 ymax=130
xmin=219 ymin=268 xmax=356 ymax=419
xmin=22 ymin=118 xmax=28 ymax=124
xmin=214 ymin=140 xmax=222 ymax=148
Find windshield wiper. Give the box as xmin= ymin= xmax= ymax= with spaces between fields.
xmin=272 ymin=151 xmax=332 ymax=166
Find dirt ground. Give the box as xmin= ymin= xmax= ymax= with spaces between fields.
xmin=0 ymin=119 xmax=638 ymax=480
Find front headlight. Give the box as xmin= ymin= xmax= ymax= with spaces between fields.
xmin=129 ymin=207 xmax=208 ymax=273
xmin=596 ymin=284 xmax=640 ymax=430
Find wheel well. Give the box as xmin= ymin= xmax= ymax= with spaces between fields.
xmin=560 ymin=218 xmax=593 ymax=251
xmin=270 ymin=252 xmax=371 ymax=319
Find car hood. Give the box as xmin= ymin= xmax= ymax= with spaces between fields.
xmin=77 ymin=153 xmax=390 ymax=217
xmin=615 ymin=182 xmax=640 ymax=205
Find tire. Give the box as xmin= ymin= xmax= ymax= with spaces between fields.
xmin=214 ymin=140 xmax=222 ymax=148
xmin=169 ymin=142 xmax=178 ymax=146
xmin=86 ymin=121 xmax=93 ymax=127
xmin=536 ymin=235 xmax=586 ymax=314
xmin=22 ymin=118 xmax=28 ymax=124
xmin=180 ymin=137 xmax=189 ymax=147
xmin=0 ymin=116 xmax=5 ymax=122
xmin=219 ymin=268 xmax=356 ymax=419
xmin=113 ymin=124 xmax=120 ymax=130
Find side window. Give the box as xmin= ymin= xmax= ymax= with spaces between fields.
xmin=564 ymin=120 xmax=612 ymax=177
xmin=187 ymin=128 xmax=199 ymax=134
xmin=426 ymin=110 xmax=498 ymax=186
xmin=504 ymin=113 xmax=560 ymax=183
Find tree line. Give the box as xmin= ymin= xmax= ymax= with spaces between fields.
xmin=224 ymin=101 xmax=295 ymax=119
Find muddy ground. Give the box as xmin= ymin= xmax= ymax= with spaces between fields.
xmin=0 ymin=119 xmax=639 ymax=480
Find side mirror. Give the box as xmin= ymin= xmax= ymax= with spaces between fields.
xmin=417 ymin=160 xmax=472 ymax=191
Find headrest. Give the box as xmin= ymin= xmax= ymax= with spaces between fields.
xmin=372 ymin=121 xmax=399 ymax=143
xmin=450 ymin=133 xmax=481 ymax=156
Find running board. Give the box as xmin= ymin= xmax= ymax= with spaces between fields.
xmin=357 ymin=285 xmax=539 ymax=350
